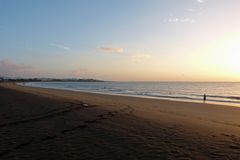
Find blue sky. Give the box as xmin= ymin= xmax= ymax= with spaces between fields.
xmin=0 ymin=0 xmax=240 ymax=81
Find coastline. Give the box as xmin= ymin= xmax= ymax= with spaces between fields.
xmin=2 ymin=83 xmax=240 ymax=129
xmin=1 ymin=82 xmax=240 ymax=159
xmin=18 ymin=82 xmax=240 ymax=107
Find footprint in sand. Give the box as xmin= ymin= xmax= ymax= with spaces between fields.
xmin=107 ymin=112 xmax=115 ymax=117
xmin=14 ymin=141 xmax=32 ymax=149
xmin=61 ymin=124 xmax=88 ymax=134
xmin=84 ymin=119 xmax=99 ymax=124
xmin=75 ymin=124 xmax=88 ymax=128
xmin=229 ymin=144 xmax=239 ymax=150
xmin=61 ymin=129 xmax=71 ymax=134
xmin=41 ymin=135 xmax=57 ymax=141
xmin=82 ymin=103 xmax=89 ymax=107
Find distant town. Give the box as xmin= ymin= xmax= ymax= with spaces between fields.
xmin=0 ymin=77 xmax=104 ymax=83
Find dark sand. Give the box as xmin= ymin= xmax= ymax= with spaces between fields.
xmin=0 ymin=83 xmax=240 ymax=159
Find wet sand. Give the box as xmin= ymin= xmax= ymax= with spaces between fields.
xmin=0 ymin=83 xmax=240 ymax=159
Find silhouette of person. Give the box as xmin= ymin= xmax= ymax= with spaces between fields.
xmin=203 ymin=94 xmax=207 ymax=102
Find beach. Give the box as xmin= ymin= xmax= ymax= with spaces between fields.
xmin=0 ymin=83 xmax=240 ymax=159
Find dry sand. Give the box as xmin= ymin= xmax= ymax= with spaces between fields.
xmin=0 ymin=83 xmax=240 ymax=159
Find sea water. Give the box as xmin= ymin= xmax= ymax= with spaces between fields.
xmin=21 ymin=82 xmax=240 ymax=106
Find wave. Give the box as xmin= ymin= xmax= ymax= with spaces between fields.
xmin=207 ymin=95 xmax=240 ymax=100
xmin=19 ymin=82 xmax=240 ymax=106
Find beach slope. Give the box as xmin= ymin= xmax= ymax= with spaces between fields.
xmin=0 ymin=83 xmax=240 ymax=159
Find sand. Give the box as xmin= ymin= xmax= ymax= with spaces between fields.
xmin=0 ymin=83 xmax=240 ymax=159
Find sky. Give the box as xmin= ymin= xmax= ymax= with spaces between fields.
xmin=0 ymin=0 xmax=240 ymax=81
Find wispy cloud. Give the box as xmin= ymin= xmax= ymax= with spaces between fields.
xmin=98 ymin=47 xmax=124 ymax=54
xmin=196 ymin=0 xmax=207 ymax=3
xmin=49 ymin=43 xmax=71 ymax=50
xmin=164 ymin=18 xmax=195 ymax=23
xmin=187 ymin=8 xmax=195 ymax=12
xmin=0 ymin=59 xmax=35 ymax=77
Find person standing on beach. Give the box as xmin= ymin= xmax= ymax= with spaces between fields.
xmin=203 ymin=94 xmax=207 ymax=102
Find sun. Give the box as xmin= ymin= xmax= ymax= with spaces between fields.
xmin=221 ymin=40 xmax=240 ymax=71
xmin=208 ymin=37 xmax=240 ymax=74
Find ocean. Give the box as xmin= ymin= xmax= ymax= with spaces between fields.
xmin=21 ymin=82 xmax=240 ymax=106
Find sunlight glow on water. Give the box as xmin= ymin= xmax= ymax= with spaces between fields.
xmin=21 ymin=82 xmax=240 ymax=106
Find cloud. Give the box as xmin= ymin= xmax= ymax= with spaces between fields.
xmin=98 ymin=47 xmax=124 ymax=54
xmin=49 ymin=43 xmax=71 ymax=50
xmin=187 ymin=8 xmax=195 ymax=12
xmin=0 ymin=59 xmax=35 ymax=77
xmin=197 ymin=0 xmax=207 ymax=3
xmin=164 ymin=18 xmax=196 ymax=23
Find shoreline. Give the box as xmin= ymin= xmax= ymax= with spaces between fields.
xmin=17 ymin=82 xmax=240 ymax=108
xmin=2 ymin=83 xmax=240 ymax=128
xmin=1 ymin=83 xmax=240 ymax=159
